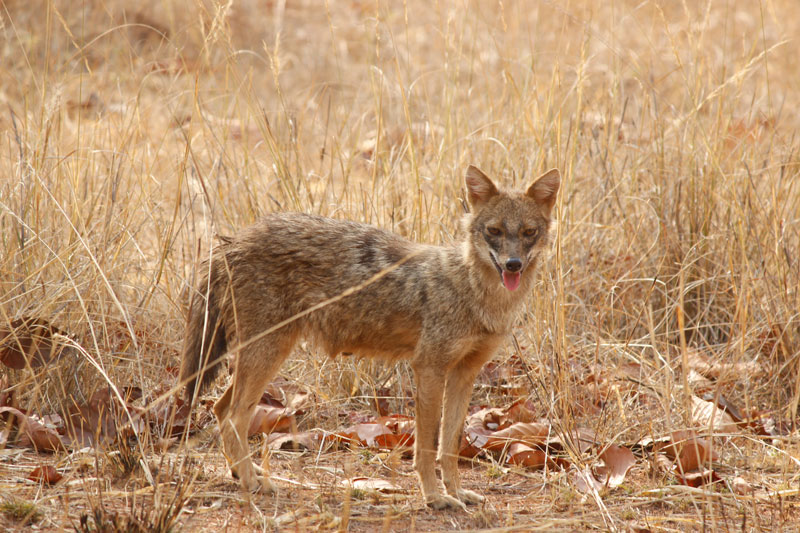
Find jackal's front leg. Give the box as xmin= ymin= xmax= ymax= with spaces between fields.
xmin=412 ymin=364 xmax=466 ymax=510
xmin=439 ymin=357 xmax=488 ymax=506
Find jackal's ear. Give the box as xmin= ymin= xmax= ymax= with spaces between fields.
xmin=465 ymin=165 xmax=499 ymax=208
xmin=527 ymin=168 xmax=560 ymax=213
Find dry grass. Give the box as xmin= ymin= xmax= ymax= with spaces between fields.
xmin=1 ymin=0 xmax=799 ymax=531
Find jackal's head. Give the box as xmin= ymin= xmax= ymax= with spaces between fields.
xmin=464 ymin=165 xmax=560 ymax=291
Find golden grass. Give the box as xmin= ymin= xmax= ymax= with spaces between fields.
xmin=1 ymin=0 xmax=799 ymax=530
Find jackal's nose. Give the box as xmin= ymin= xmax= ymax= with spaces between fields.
xmin=505 ymin=258 xmax=522 ymax=272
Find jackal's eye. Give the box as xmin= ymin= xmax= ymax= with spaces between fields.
xmin=523 ymin=228 xmax=538 ymax=238
xmin=486 ymin=226 xmax=502 ymax=236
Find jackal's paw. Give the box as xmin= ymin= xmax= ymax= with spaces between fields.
xmin=232 ymin=467 xmax=276 ymax=494
xmin=425 ymin=493 xmax=468 ymax=511
xmin=454 ymin=488 xmax=485 ymax=505
xmin=239 ymin=474 xmax=276 ymax=495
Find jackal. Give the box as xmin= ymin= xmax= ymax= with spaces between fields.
xmin=180 ymin=165 xmax=560 ymax=509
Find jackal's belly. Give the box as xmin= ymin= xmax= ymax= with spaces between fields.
xmin=312 ymin=320 xmax=420 ymax=361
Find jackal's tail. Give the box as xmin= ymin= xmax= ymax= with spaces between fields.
xmin=180 ymin=271 xmax=227 ymax=404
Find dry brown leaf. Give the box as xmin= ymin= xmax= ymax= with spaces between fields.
xmin=477 ymin=355 xmax=528 ymax=396
xmin=652 ymin=452 xmax=673 ymax=474
xmin=248 ymin=405 xmax=295 ymax=436
xmin=0 ymin=317 xmax=71 ymax=369
xmin=0 ymin=406 xmax=65 ymax=452
xmin=677 ymin=469 xmax=721 ymax=487
xmin=746 ymin=410 xmax=794 ymax=437
xmin=0 ymin=376 xmax=15 ymax=408
xmin=469 ymin=406 xmax=509 ymax=431
xmin=702 ymin=392 xmax=745 ymax=423
xmin=141 ymin=394 xmax=194 ymax=438
xmin=731 ymin=476 xmax=753 ymax=495
xmin=573 ymin=466 xmax=605 ymax=493
xmin=686 ymin=369 xmax=714 ymax=391
xmin=461 ymin=411 xmax=495 ymax=453
xmin=342 ymin=477 xmax=405 ymax=493
xmin=506 ymin=442 xmax=547 ymax=468
xmin=691 ymin=396 xmax=739 ymax=434
xmin=503 ymin=398 xmax=539 ymax=423
xmin=687 ymin=349 xmax=763 ymax=381
xmin=373 ymin=432 xmax=414 ymax=450
xmin=483 ymin=422 xmax=549 ymax=452
xmin=458 ymin=435 xmax=483 ymax=459
xmin=573 ymin=445 xmax=636 ymax=492
xmin=373 ymin=387 xmax=391 ymax=416
xmin=375 ymin=414 xmax=415 ymax=435
xmin=595 ymin=445 xmax=636 ymax=487
xmin=337 ymin=422 xmax=392 ymax=447
xmin=661 ymin=430 xmax=719 ymax=473
xmin=547 ymin=427 xmax=597 ymax=454
xmin=266 ymin=431 xmax=321 ymax=451
xmin=28 ymin=465 xmax=63 ymax=485
xmin=63 ymin=388 xmax=120 ymax=447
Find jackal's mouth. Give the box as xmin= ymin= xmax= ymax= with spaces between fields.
xmin=488 ymin=253 xmax=523 ymax=292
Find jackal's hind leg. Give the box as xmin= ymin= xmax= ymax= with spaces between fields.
xmin=215 ymin=332 xmax=294 ymax=493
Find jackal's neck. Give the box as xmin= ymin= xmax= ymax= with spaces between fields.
xmin=456 ymin=240 xmax=534 ymax=332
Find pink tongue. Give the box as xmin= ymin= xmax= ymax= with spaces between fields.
xmin=502 ymin=271 xmax=521 ymax=291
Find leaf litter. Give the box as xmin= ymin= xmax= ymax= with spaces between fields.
xmin=1 ymin=334 xmax=798 ymax=526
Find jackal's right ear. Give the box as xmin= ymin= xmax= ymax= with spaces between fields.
xmin=527 ymin=168 xmax=561 ymax=213
xmin=465 ymin=165 xmax=499 ymax=208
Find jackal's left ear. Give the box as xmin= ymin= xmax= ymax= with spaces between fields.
xmin=465 ymin=165 xmax=499 ymax=208
xmin=527 ymin=168 xmax=561 ymax=213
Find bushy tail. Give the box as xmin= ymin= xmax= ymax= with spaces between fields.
xmin=180 ymin=272 xmax=227 ymax=404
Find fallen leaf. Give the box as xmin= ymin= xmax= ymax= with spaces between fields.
xmin=373 ymin=387 xmax=391 ymax=416
xmin=651 ymin=452 xmax=673 ymax=474
xmin=0 ymin=406 xmax=65 ymax=452
xmin=547 ymin=427 xmax=597 ymax=454
xmin=248 ymin=405 xmax=295 ymax=436
xmin=503 ymin=398 xmax=539 ymax=423
xmin=458 ymin=435 xmax=483 ymax=459
xmin=731 ymin=476 xmax=753 ymax=495
xmin=376 ymin=414 xmax=415 ymax=433
xmin=702 ymin=392 xmax=745 ymax=423
xmin=63 ymin=388 xmax=119 ymax=447
xmin=477 ymin=355 xmax=528 ymax=396
xmin=373 ymin=432 xmax=414 ymax=450
xmin=259 ymin=389 xmax=286 ymax=408
xmin=342 ymin=477 xmax=405 ymax=493
xmin=746 ymin=410 xmax=794 ymax=437
xmin=687 ymin=349 xmax=763 ymax=381
xmin=483 ymin=422 xmax=549 ymax=452
xmin=677 ymin=469 xmax=721 ymax=487
xmin=595 ymin=444 xmax=636 ymax=487
xmin=468 ymin=406 xmax=509 ymax=432
xmin=143 ymin=395 xmax=193 ymax=438
xmin=266 ymin=431 xmax=321 ymax=451
xmin=28 ymin=465 xmax=62 ymax=484
xmin=661 ymin=430 xmax=718 ymax=473
xmin=0 ymin=317 xmax=72 ymax=369
xmin=506 ymin=442 xmax=547 ymax=468
xmin=461 ymin=412 xmax=495 ymax=454
xmin=336 ymin=423 xmax=392 ymax=447
xmin=573 ymin=466 xmax=604 ymax=493
xmin=0 ymin=376 xmax=15 ymax=408
xmin=691 ymin=396 xmax=739 ymax=434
